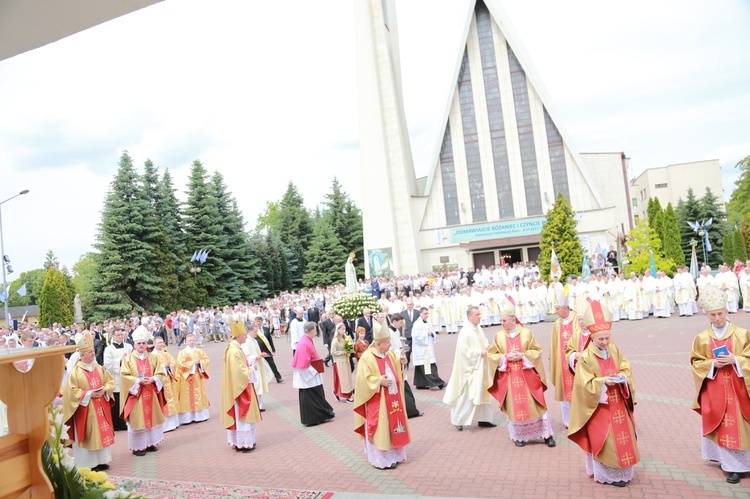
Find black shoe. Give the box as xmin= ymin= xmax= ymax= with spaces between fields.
xmin=260 ymin=408 xmax=266 ymax=412
xmin=235 ymin=444 xmax=256 ymax=453
xmin=727 ymin=472 xmax=741 ymax=484
xmin=276 ymin=378 xmax=284 ymax=384
xmin=545 ymin=437 xmax=556 ymax=447
xmin=335 ymin=395 xmax=341 ymax=401
xmin=610 ymin=481 xmax=627 ymax=487
xmin=478 ymin=421 xmax=497 ymax=428
xmin=92 ymin=464 xmax=110 ymax=471
xmin=514 ymin=440 xmax=526 ymax=447
xmin=455 ymin=425 xmax=463 ymax=431
xmin=133 ymin=450 xmax=147 ymax=456
xmin=414 ymin=412 xmax=424 ymax=417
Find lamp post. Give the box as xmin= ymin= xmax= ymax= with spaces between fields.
xmin=1 ymin=189 xmax=30 ymax=326
xmin=698 ymin=230 xmax=707 ymax=266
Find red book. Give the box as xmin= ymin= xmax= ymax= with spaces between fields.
xmin=311 ymin=359 xmax=325 ymax=374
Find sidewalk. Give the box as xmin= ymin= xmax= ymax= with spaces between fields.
xmin=106 ymin=313 xmax=750 ymax=498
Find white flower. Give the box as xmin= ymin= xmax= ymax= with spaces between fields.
xmin=104 ymin=491 xmax=130 ymax=499
xmin=54 ymin=411 xmax=63 ymax=427
xmin=60 ymin=452 xmax=75 ymax=470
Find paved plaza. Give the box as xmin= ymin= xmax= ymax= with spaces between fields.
xmin=107 ymin=313 xmax=750 ymax=498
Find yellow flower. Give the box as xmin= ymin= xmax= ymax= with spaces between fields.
xmin=102 ymin=480 xmax=116 ymax=490
xmin=96 ymin=471 xmax=108 ymax=483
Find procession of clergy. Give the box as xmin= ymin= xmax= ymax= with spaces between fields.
xmin=59 ymin=265 xmax=750 ymax=487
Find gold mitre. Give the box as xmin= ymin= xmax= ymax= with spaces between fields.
xmin=373 ymin=319 xmax=390 ymax=342
xmin=132 ymin=325 xmax=150 ymax=343
xmin=230 ymin=318 xmax=247 ymax=338
xmin=554 ymin=290 xmax=568 ymax=309
xmin=582 ymin=299 xmax=612 ymax=334
xmin=499 ymin=302 xmax=516 ymax=317
xmin=76 ymin=331 xmax=95 ymax=352
xmin=698 ymin=283 xmax=727 ymax=312
xmin=573 ymin=296 xmax=589 ymax=316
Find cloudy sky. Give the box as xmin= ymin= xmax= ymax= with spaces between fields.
xmin=0 ymin=0 xmax=748 ymax=279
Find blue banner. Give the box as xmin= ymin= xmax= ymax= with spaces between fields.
xmin=449 ymin=217 xmax=546 ymax=244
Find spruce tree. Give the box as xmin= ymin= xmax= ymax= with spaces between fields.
xmin=89 ymin=151 xmax=159 ymax=321
xmin=38 ymin=268 xmax=74 ymax=327
xmin=135 ymin=159 xmax=168 ymax=313
xmin=323 ymin=177 xmax=364 ymax=276
xmin=182 ymin=160 xmax=221 ymax=306
xmin=272 ymin=182 xmax=313 ymax=289
xmin=539 ymin=192 xmax=584 ymax=279
xmin=697 ymin=187 xmax=727 ymax=267
xmin=303 ymin=217 xmax=348 ymax=287
xmin=661 ymin=203 xmax=685 ymax=267
xmin=676 ymin=188 xmax=702 ymax=264
xmin=43 ymin=250 xmax=60 ymax=270
xmin=624 ymin=218 xmax=676 ymax=275
xmin=734 ymin=228 xmax=748 ymax=262
xmin=723 ymin=231 xmax=734 ymax=265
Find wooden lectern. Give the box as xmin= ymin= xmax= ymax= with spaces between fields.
xmin=0 ymin=345 xmax=75 ymax=498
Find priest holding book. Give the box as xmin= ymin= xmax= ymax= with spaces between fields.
xmin=292 ymin=321 xmax=335 ymax=427
xmin=690 ymin=283 xmax=750 ymax=485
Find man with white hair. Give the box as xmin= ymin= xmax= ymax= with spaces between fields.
xmin=120 ymin=325 xmax=167 ymax=456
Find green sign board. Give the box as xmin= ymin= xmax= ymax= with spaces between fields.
xmin=449 ymin=217 xmax=546 ymax=244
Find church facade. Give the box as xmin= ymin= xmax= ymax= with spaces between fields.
xmin=355 ymin=0 xmax=633 ymax=277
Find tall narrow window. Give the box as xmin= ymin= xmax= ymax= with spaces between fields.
xmin=458 ymin=49 xmax=487 ymax=222
xmin=476 ymin=2 xmax=514 ymax=219
xmin=544 ymin=107 xmax=569 ymax=200
xmin=381 ymin=0 xmax=389 ymax=30
xmin=508 ymin=46 xmax=542 ymax=215
xmin=440 ymin=123 xmax=460 ymax=225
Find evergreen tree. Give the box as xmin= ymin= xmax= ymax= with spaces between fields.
xmin=539 ymin=193 xmax=584 ymax=279
xmin=38 ymin=268 xmax=73 ymax=327
xmin=647 ymin=198 xmax=663 ymax=229
xmin=136 ymin=159 xmax=169 ymax=314
xmin=43 ymin=250 xmax=60 ymax=270
xmin=303 ymin=216 xmax=348 ymax=287
xmin=71 ymin=253 xmax=97 ymax=318
xmin=726 ymin=154 xmax=750 ymax=224
xmin=182 ymin=160 xmax=221 ymax=306
xmin=323 ymin=177 xmax=364 ymax=276
xmin=89 ymin=151 xmax=160 ymax=321
xmin=624 ymin=218 xmax=676 ymax=275
xmin=255 ymin=201 xmax=280 ymax=232
xmin=697 ymin=187 xmax=727 ymax=267
xmin=272 ymin=182 xmax=313 ymax=289
xmin=676 ymin=188 xmax=702 ymax=264
xmin=734 ymin=228 xmax=748 ymax=262
xmin=661 ymin=203 xmax=685 ymax=266
xmin=723 ymin=231 xmax=735 ymax=264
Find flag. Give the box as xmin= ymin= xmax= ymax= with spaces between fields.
xmin=581 ymin=254 xmax=591 ymax=279
xmin=550 ymin=249 xmax=562 ymax=280
xmin=650 ymin=251 xmax=657 ymax=276
xmin=704 ymin=229 xmax=712 ymax=253
xmin=21 ymin=311 xmax=28 ymax=323
xmin=0 ymin=289 xmax=5 ymax=303
xmin=500 ymin=255 xmax=506 ymax=266
xmin=190 ymin=251 xmax=198 ymax=263
xmin=690 ymin=246 xmax=699 ymax=279
xmin=17 ymin=282 xmax=27 ymax=297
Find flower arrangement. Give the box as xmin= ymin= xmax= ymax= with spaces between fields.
xmin=42 ymin=403 xmax=143 ymax=499
xmin=332 ymin=293 xmax=381 ymax=320
xmin=343 ymin=335 xmax=354 ymax=354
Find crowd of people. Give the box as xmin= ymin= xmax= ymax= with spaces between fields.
xmin=2 ymin=257 xmax=750 ymax=485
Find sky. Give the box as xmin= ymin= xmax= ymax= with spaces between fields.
xmin=0 ymin=0 xmax=748 ymax=280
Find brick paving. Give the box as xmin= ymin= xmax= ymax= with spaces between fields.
xmin=106 ymin=313 xmax=750 ymax=497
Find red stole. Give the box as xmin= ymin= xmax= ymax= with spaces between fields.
xmin=559 ymin=321 xmax=575 ymax=402
xmin=73 ymin=368 xmax=115 ymax=447
xmin=700 ymin=337 xmax=750 ymax=449
xmin=489 ymin=334 xmax=546 ymax=420
xmin=593 ymin=355 xmax=638 ymax=467
xmin=227 ymin=356 xmax=260 ymax=430
xmin=123 ymin=357 xmax=162 ymax=428
xmin=360 ymin=355 xmax=409 ymax=448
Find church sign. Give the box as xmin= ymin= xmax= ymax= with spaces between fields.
xmin=449 ymin=217 xmax=546 ymax=244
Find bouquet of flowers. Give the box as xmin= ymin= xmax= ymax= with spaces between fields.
xmin=343 ymin=335 xmax=354 ymax=354
xmin=42 ymin=403 xmax=144 ymax=499
xmin=332 ymin=293 xmax=381 ymax=320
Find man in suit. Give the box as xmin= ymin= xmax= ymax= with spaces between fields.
xmin=319 ymin=312 xmax=336 ymax=366
xmin=307 ymin=304 xmax=320 ymax=334
xmin=254 ymin=316 xmax=283 ymax=383
xmin=356 ymin=308 xmax=374 ymax=344
xmin=400 ymin=299 xmax=418 ymax=369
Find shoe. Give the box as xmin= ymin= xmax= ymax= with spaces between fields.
xmin=478 ymin=421 xmax=497 ymax=428
xmin=335 ymin=395 xmax=341 ymax=402
xmin=260 ymin=408 xmax=266 ymax=412
xmin=146 ymin=445 xmax=158 ymax=452
xmin=236 ymin=444 xmax=256 ymax=453
xmin=610 ymin=481 xmax=627 ymax=487
xmin=346 ymin=398 xmax=354 ymax=403
xmin=455 ymin=425 xmax=463 ymax=431
xmin=514 ymin=440 xmax=526 ymax=447
xmin=92 ymin=464 xmax=110 ymax=471
xmin=726 ymin=472 xmax=741 ymax=484
xmin=276 ymin=378 xmax=284 ymax=384
xmin=133 ymin=450 xmax=147 ymax=456
xmin=545 ymin=437 xmax=556 ymax=447
xmin=413 ymin=412 xmax=424 ymax=418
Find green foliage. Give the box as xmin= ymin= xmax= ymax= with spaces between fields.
xmin=44 ymin=249 xmax=60 ymax=270
xmin=303 ymin=216 xmax=348 ymax=287
xmin=39 ymin=267 xmax=73 ymax=326
xmin=538 ymin=193 xmax=584 ymax=279
xmin=624 ymin=218 xmax=676 ymax=276
xmin=661 ymin=203 xmax=685 ymax=266
xmin=723 ymin=231 xmax=735 ymax=264
xmin=322 ymin=177 xmax=364 ymax=277
xmin=255 ymin=201 xmax=280 ymax=232
xmin=272 ymin=182 xmax=313 ymax=288
xmin=698 ymin=187 xmax=728 ymax=267
xmin=647 ymin=197 xmax=663 ymax=230
xmin=8 ymin=268 xmax=46 ymax=307
xmin=734 ymin=227 xmax=748 ymax=262
xmin=71 ymin=253 xmax=97 ymax=316
xmin=726 ymin=155 xmax=750 ymax=225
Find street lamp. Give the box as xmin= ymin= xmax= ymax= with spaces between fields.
xmin=698 ymin=230 xmax=707 ymax=266
xmin=1 ymin=189 xmax=30 ymax=326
